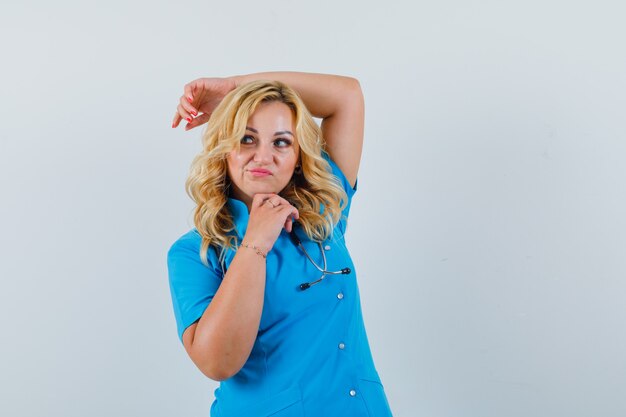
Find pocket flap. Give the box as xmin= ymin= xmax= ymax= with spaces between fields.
xmin=235 ymin=384 xmax=303 ymax=416
xmin=357 ymin=369 xmax=382 ymax=384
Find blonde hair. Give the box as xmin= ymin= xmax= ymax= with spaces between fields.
xmin=184 ymin=80 xmax=349 ymax=267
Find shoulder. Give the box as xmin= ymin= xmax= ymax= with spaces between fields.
xmin=168 ymin=228 xmax=202 ymax=254
xmin=169 ymin=228 xmax=202 ymax=251
xmin=167 ymin=229 xmax=221 ymax=271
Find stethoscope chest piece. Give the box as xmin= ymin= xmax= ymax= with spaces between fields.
xmin=288 ymin=228 xmax=351 ymax=291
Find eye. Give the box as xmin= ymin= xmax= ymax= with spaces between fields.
xmin=274 ymin=138 xmax=292 ymax=148
xmin=241 ymin=135 xmax=254 ymax=144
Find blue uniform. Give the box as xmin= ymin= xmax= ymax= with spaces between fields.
xmin=167 ymin=151 xmax=393 ymax=417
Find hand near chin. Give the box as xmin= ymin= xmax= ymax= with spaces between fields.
xmin=171 ymin=77 xmax=237 ymax=131
xmin=244 ymin=194 xmax=300 ymax=253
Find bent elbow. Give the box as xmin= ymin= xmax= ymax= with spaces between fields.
xmin=345 ymin=77 xmax=364 ymax=104
xmin=203 ymin=368 xmax=229 ymax=382
xmin=345 ymin=76 xmax=362 ymax=92
xmin=200 ymin=361 xmax=240 ymax=382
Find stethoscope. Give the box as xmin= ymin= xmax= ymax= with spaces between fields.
xmin=288 ymin=227 xmax=351 ymax=291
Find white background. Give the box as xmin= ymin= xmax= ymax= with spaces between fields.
xmin=1 ymin=1 xmax=625 ymax=416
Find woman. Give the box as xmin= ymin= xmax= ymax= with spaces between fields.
xmin=167 ymin=71 xmax=393 ymax=417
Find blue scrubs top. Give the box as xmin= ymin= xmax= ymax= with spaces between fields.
xmin=167 ymin=151 xmax=393 ymax=417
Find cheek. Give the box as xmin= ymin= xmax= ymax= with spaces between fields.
xmin=227 ymin=152 xmax=247 ymax=171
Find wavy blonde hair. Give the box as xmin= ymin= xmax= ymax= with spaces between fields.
xmin=185 ymin=79 xmax=349 ymax=267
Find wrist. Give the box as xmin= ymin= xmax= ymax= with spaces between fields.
xmin=239 ymin=240 xmax=269 ymax=259
xmin=229 ymin=75 xmax=244 ymax=88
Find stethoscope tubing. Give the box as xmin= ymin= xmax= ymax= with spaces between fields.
xmin=288 ymin=227 xmax=351 ymax=290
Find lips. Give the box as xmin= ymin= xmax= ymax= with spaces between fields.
xmin=249 ymin=168 xmax=272 ymax=175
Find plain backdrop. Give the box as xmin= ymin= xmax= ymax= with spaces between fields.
xmin=1 ymin=1 xmax=625 ymax=416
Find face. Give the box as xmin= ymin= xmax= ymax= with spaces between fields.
xmin=226 ymin=101 xmax=300 ymax=211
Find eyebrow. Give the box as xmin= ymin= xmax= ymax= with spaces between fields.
xmin=246 ymin=126 xmax=294 ymax=137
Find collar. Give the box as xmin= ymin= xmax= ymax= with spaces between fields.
xmin=226 ymin=197 xmax=250 ymax=239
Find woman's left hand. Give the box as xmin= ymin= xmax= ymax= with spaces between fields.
xmin=171 ymin=77 xmax=237 ymax=130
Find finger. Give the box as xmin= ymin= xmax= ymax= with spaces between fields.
xmin=272 ymin=194 xmax=293 ymax=207
xmin=176 ymin=103 xmax=192 ymax=124
xmin=289 ymin=206 xmax=300 ymax=220
xmin=275 ymin=197 xmax=299 ymax=219
xmin=285 ymin=217 xmax=293 ymax=233
xmin=183 ymin=82 xmax=196 ymax=103
xmin=185 ymin=113 xmax=211 ymax=131
xmin=172 ymin=111 xmax=182 ymax=128
xmin=251 ymin=193 xmax=277 ymax=208
xmin=278 ymin=204 xmax=299 ymax=220
xmin=179 ymin=95 xmax=198 ymax=117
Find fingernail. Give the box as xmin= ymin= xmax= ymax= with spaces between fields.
xmin=186 ymin=117 xmax=192 ymax=122
xmin=191 ymin=110 xmax=197 ymax=116
xmin=187 ymin=96 xmax=193 ymax=103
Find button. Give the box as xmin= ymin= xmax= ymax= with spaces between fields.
xmin=349 ymin=389 xmax=357 ymax=397
xmin=337 ymin=292 xmax=344 ymax=300
xmin=324 ymin=245 xmax=331 ymax=250
xmin=338 ymin=342 xmax=345 ymax=350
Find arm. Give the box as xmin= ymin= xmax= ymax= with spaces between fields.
xmin=179 ymin=194 xmax=299 ymax=381
xmin=183 ymin=245 xmax=266 ymax=381
xmin=231 ymin=72 xmax=365 ymax=189
xmin=173 ymin=72 xmax=365 ymax=189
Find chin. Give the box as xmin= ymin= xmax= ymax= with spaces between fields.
xmin=250 ymin=184 xmax=286 ymax=196
xmin=245 ymin=185 xmax=277 ymax=195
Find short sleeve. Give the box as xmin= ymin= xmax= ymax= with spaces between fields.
xmin=321 ymin=150 xmax=358 ymax=232
xmin=167 ymin=230 xmax=223 ymax=344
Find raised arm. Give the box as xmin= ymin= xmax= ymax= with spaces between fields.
xmin=173 ymin=72 xmax=365 ymax=189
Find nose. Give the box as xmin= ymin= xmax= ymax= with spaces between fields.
xmin=253 ymin=141 xmax=273 ymax=164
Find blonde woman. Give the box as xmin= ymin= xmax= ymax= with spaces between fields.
xmin=168 ymin=72 xmax=393 ymax=416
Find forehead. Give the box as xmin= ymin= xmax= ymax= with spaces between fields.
xmin=247 ymin=101 xmax=294 ymax=128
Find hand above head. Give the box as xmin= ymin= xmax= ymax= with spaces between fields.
xmin=171 ymin=77 xmax=237 ymax=131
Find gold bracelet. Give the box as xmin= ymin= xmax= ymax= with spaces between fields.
xmin=239 ymin=242 xmax=267 ymax=258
